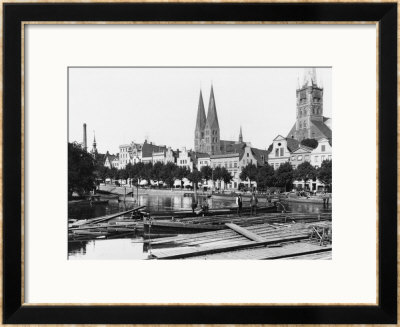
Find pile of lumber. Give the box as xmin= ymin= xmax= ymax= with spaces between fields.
xmin=68 ymin=206 xmax=145 ymax=241
xmin=146 ymin=220 xmax=332 ymax=260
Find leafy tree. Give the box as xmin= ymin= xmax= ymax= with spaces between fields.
xmin=131 ymin=162 xmax=145 ymax=184
xmin=239 ymin=163 xmax=258 ymax=188
xmin=300 ymin=138 xmax=318 ymax=149
xmin=317 ymin=159 xmax=332 ymax=191
xmin=256 ymin=164 xmax=275 ymax=190
xmin=200 ymin=165 xmax=213 ymax=186
xmin=151 ymin=161 xmax=164 ymax=185
xmin=125 ymin=163 xmax=134 ymax=185
xmin=221 ymin=167 xmax=233 ymax=189
xmin=175 ymin=166 xmax=190 ymax=188
xmin=142 ymin=162 xmax=153 ymax=184
xmin=95 ymin=165 xmax=109 ymax=184
xmin=213 ymin=166 xmax=224 ymax=189
xmin=187 ymin=168 xmax=203 ymax=191
xmin=161 ymin=162 xmax=178 ymax=188
xmin=274 ymin=162 xmax=294 ymax=191
xmin=108 ymin=167 xmax=119 ymax=181
xmin=68 ymin=142 xmax=96 ymax=198
xmin=294 ymin=161 xmax=317 ymax=187
xmin=118 ymin=168 xmax=129 ymax=184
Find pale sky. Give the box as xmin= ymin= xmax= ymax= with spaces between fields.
xmin=69 ymin=67 xmax=331 ymax=154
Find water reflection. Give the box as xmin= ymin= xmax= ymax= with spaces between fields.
xmin=68 ymin=194 xmax=332 ymax=259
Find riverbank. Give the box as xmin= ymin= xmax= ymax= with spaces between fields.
xmin=98 ymin=184 xmax=210 ymax=197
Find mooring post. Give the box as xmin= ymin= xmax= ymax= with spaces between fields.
xmin=124 ymin=186 xmax=126 ymax=202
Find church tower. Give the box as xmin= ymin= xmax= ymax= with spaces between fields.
xmin=295 ymin=68 xmax=324 ymax=140
xmin=238 ymin=126 xmax=243 ymax=143
xmin=204 ymin=85 xmax=220 ymax=155
xmin=194 ymin=90 xmax=206 ymax=152
xmin=91 ymin=131 xmax=98 ymax=157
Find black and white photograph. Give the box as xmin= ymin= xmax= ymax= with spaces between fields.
xmin=68 ymin=67 xmax=332 ymax=260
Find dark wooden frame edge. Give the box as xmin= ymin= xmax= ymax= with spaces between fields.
xmin=3 ymin=2 xmax=397 ymax=324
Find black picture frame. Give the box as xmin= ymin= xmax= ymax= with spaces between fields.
xmin=3 ymin=2 xmax=397 ymax=324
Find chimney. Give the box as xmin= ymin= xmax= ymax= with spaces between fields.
xmin=83 ymin=123 xmax=87 ymax=151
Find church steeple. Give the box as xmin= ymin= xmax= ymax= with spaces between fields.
xmin=194 ymin=90 xmax=207 ymax=152
xmin=294 ymin=68 xmax=324 ymax=140
xmin=195 ymin=90 xmax=206 ymax=132
xmin=239 ymin=126 xmax=243 ymax=143
xmin=205 ymin=84 xmax=219 ymax=130
xmin=303 ymin=68 xmax=317 ymax=87
xmin=204 ymin=84 xmax=220 ymax=155
xmin=92 ymin=131 xmax=98 ymax=155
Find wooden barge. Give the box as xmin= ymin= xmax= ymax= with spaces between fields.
xmin=143 ymin=212 xmax=331 ymax=234
xmin=147 ymin=203 xmax=278 ymax=219
xmin=146 ymin=220 xmax=332 ymax=260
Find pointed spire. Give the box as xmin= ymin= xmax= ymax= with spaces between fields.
xmin=206 ymin=84 xmax=219 ymax=129
xmin=303 ymin=68 xmax=317 ymax=87
xmin=239 ymin=126 xmax=243 ymax=143
xmin=195 ymin=89 xmax=206 ymax=132
xmin=93 ymin=131 xmax=96 ymax=145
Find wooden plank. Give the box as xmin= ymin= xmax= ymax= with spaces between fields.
xmin=224 ymin=223 xmax=266 ymax=242
xmin=152 ymin=234 xmax=309 ymax=259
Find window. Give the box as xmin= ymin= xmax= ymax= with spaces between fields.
xmin=297 ymin=155 xmax=303 ymax=160
xmin=280 ymin=148 xmax=284 ymax=156
xmin=321 ymin=155 xmax=325 ymax=161
xmin=321 ymin=145 xmax=326 ymax=152
xmin=234 ymin=162 xmax=237 ymax=168
xmin=275 ymin=148 xmax=279 ymax=157
xmin=291 ymin=156 xmax=295 ymax=161
xmin=314 ymin=156 xmax=319 ymax=162
xmin=229 ymin=162 xmax=232 ymax=168
xmin=247 ymin=153 xmax=249 ymax=157
xmin=328 ymin=155 xmax=332 ymax=160
xmin=305 ymin=155 xmax=310 ymax=161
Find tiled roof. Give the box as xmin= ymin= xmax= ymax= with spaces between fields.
xmin=286 ymin=138 xmax=300 ymax=152
xmin=286 ymin=123 xmax=297 ymax=139
xmin=195 ymin=152 xmax=210 ymax=158
xmin=311 ymin=119 xmax=332 ymax=139
xmin=251 ymin=148 xmax=269 ymax=166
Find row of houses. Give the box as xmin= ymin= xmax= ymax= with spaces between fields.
xmin=103 ymin=135 xmax=331 ymax=191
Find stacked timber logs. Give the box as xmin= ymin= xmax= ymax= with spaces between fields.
xmin=68 ymin=206 xmax=145 ymax=241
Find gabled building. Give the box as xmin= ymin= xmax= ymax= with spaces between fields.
xmin=311 ymin=138 xmax=332 ymax=167
xmin=290 ymin=145 xmax=314 ymax=169
xmin=141 ymin=141 xmax=167 ymax=164
xmin=177 ymin=147 xmax=195 ymax=171
xmin=104 ymin=152 xmax=118 ymax=169
xmin=268 ymin=135 xmax=299 ymax=170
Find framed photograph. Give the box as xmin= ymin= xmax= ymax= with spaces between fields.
xmin=3 ymin=1 xmax=397 ymax=324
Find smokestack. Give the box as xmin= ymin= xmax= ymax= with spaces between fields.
xmin=83 ymin=123 xmax=87 ymax=151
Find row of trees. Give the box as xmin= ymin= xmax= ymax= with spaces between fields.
xmin=68 ymin=142 xmax=332 ymax=197
xmin=240 ymin=160 xmax=332 ymax=191
xmin=96 ymin=161 xmax=234 ymax=189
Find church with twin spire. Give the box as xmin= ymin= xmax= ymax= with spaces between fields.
xmin=194 ymin=85 xmax=242 ymax=155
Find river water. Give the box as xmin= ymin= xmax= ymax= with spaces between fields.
xmin=68 ymin=194 xmax=331 ymax=260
